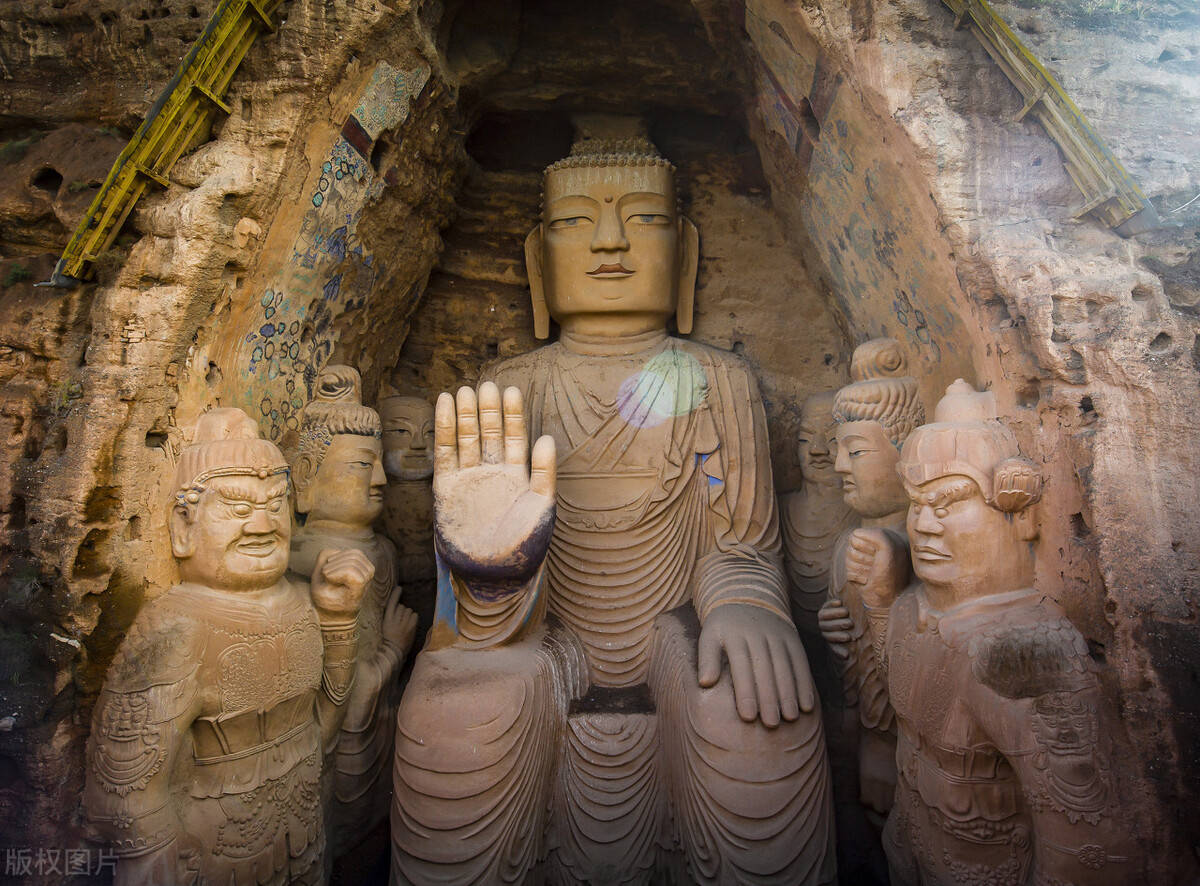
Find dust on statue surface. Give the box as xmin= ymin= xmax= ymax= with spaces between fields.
xmin=852 ymin=380 xmax=1134 ymax=884
xmin=83 ymin=408 xmax=375 ymax=885
xmin=391 ymin=118 xmax=836 ymax=885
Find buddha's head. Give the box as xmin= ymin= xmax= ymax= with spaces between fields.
xmin=797 ymin=391 xmax=839 ymax=488
xmin=169 ymin=408 xmax=292 ymax=591
xmin=833 ymin=339 xmax=925 ymax=519
xmin=525 ymin=120 xmax=699 ymax=338
xmin=379 ymin=391 xmax=434 ymax=481
xmin=898 ymin=380 xmax=1042 ymax=599
xmin=293 ymin=365 xmax=385 ymax=529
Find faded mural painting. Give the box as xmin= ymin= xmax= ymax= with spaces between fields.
xmin=746 ymin=0 xmax=974 ymax=391
xmin=232 ymin=60 xmax=431 ymax=442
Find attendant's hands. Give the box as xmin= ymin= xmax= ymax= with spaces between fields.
xmin=698 ymin=604 xmax=815 ymax=727
xmin=310 ymin=548 xmax=374 ymax=620
xmin=844 ymin=528 xmax=907 ymax=609
xmin=433 ymin=383 xmax=557 ymax=584
xmin=818 ymin=598 xmax=855 ymax=660
xmin=381 ymin=587 xmax=418 ymax=657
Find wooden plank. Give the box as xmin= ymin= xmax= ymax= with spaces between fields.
xmin=939 ymin=0 xmax=1155 ymax=234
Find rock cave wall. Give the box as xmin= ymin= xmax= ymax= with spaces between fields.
xmin=0 ymin=0 xmax=1196 ymax=877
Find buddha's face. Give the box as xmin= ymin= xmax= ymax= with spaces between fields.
xmin=381 ymin=397 xmax=434 ymax=481
xmin=906 ymin=474 xmax=1031 ymax=597
xmin=173 ymin=475 xmax=291 ymax=591
xmin=798 ymin=394 xmax=838 ymax=487
xmin=834 ymin=420 xmax=907 ymax=519
xmin=299 ymin=434 xmax=386 ymax=527
xmin=540 ymin=164 xmax=680 ymax=328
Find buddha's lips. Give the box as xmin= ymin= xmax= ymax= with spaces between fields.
xmin=914 ymin=544 xmax=951 ymax=561
xmin=587 ymin=263 xmax=633 ymax=276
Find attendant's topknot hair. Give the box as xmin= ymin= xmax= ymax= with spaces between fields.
xmin=833 ymin=338 xmax=925 ymax=447
xmin=298 ymin=365 xmax=381 ymax=473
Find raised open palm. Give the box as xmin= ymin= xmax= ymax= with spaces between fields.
xmin=433 ymin=382 xmax=557 ymax=585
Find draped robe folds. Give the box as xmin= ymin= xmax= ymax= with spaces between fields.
xmin=485 ymin=331 xmax=792 ymax=686
xmin=290 ymin=528 xmax=404 ymax=859
xmin=392 ymin=332 xmax=835 ymax=886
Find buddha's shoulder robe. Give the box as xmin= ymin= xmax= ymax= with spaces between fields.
xmin=487 ymin=336 xmax=791 ymax=686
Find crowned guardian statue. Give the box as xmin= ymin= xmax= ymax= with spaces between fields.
xmin=84 ymin=409 xmax=373 ymax=885
xmin=856 ymin=380 xmax=1132 ymax=885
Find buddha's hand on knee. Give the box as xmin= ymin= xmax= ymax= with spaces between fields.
xmin=432 ymin=382 xmax=557 ymax=586
xmin=697 ymin=604 xmax=816 ymax=728
xmin=817 ymin=598 xmax=854 ymax=660
xmin=845 ymin=528 xmax=906 ymax=609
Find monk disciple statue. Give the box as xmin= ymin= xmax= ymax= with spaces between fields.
xmin=378 ymin=387 xmax=437 ymax=628
xmin=391 ymin=127 xmax=836 ymax=884
xmin=289 ymin=366 xmax=417 ymax=870
xmin=781 ymin=391 xmax=858 ymax=638
xmin=857 ymin=380 xmax=1132 ymax=884
xmin=84 ymin=408 xmax=373 ymax=885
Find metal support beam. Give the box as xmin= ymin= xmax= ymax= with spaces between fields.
xmin=49 ymin=0 xmax=286 ymax=286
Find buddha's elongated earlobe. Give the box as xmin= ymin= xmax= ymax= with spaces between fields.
xmin=525 ymin=224 xmax=550 ymax=339
xmin=675 ymin=216 xmax=699 ymax=335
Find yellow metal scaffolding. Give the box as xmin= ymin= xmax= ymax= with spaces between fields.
xmin=941 ymin=0 xmax=1158 ymax=236
xmin=50 ymin=0 xmax=285 ymax=285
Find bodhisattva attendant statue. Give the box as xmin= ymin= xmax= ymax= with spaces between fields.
xmin=781 ymin=391 xmax=858 ymax=637
xmin=289 ymin=366 xmax=417 ymax=864
xmin=392 ymin=130 xmax=835 ymax=885
xmin=857 ymin=380 xmax=1131 ymax=884
xmin=84 ymin=408 xmax=373 ymax=885
xmin=819 ymin=338 xmax=924 ymax=818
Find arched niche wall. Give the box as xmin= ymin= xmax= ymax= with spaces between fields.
xmin=4 ymin=0 xmax=1194 ymax=875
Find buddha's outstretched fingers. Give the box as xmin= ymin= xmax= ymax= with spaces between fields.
xmin=529 ymin=435 xmax=556 ymax=499
xmin=502 ymin=386 xmax=527 ymax=467
xmin=478 ymin=382 xmax=503 ymax=464
xmin=434 ymin=392 xmax=458 ymax=475
xmin=456 ymin=386 xmax=481 ymax=469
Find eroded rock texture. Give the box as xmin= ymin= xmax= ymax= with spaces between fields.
xmin=0 ymin=0 xmax=1196 ymax=880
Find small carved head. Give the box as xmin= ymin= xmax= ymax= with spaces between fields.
xmin=379 ymin=389 xmax=434 ymax=481
xmin=833 ymin=338 xmax=926 ymax=518
xmin=293 ymin=365 xmax=385 ymax=527
xmin=169 ymin=408 xmax=292 ymax=591
xmin=797 ymin=391 xmax=839 ymax=487
xmin=525 ymin=117 xmax=700 ymax=338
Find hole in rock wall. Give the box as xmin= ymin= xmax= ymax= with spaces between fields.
xmin=31 ymin=167 xmax=62 ymax=194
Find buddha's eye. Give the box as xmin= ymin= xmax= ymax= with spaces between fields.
xmin=550 ymin=216 xmax=587 ymax=229
xmin=630 ymin=213 xmax=670 ymax=225
xmin=934 ymin=506 xmax=949 ymax=518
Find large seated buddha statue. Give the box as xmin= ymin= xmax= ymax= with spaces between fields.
xmin=391 ymin=124 xmax=835 ymax=884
